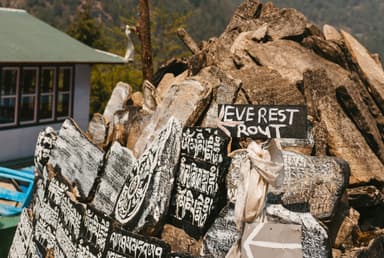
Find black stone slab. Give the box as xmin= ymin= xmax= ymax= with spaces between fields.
xmin=168 ymin=127 xmax=230 ymax=239
xmin=103 ymin=227 xmax=171 ymax=258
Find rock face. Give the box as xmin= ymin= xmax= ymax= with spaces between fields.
xmin=49 ymin=119 xmax=104 ymax=200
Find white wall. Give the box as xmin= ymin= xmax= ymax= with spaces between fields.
xmin=73 ymin=64 xmax=91 ymax=131
xmin=0 ymin=64 xmax=91 ymax=163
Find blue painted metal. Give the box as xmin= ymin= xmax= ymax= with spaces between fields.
xmin=0 ymin=166 xmax=35 ymax=216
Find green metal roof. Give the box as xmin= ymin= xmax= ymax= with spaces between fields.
xmin=0 ymin=8 xmax=126 ymax=64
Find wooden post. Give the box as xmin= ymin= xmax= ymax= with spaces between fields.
xmin=137 ymin=0 xmax=153 ymax=83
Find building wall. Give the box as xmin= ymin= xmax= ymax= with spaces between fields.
xmin=73 ymin=64 xmax=91 ymax=130
xmin=0 ymin=64 xmax=91 ymax=163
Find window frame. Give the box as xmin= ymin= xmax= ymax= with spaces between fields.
xmin=0 ymin=67 xmax=20 ymax=127
xmin=0 ymin=64 xmax=75 ymax=130
xmin=19 ymin=67 xmax=39 ymax=125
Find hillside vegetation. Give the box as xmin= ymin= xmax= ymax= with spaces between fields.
xmin=1 ymin=0 xmax=382 ymax=113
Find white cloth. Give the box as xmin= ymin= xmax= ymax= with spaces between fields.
xmin=226 ymin=140 xmax=284 ymax=258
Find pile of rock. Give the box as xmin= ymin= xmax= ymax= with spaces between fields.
xmin=8 ymin=0 xmax=384 ymax=257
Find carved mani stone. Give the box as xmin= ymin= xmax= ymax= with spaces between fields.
xmin=93 ymin=142 xmax=136 ymax=215
xmin=54 ymin=193 xmax=85 ymax=258
xmin=8 ymin=208 xmax=34 ymax=258
xmin=49 ymin=118 xmax=104 ymax=200
xmin=201 ymin=150 xmax=248 ymax=257
xmin=268 ymin=151 xmax=350 ymax=219
xmin=168 ymin=127 xmax=230 ymax=239
xmin=104 ymin=226 xmax=171 ymax=258
xmin=77 ymin=205 xmax=112 ymax=257
xmin=34 ymin=126 xmax=57 ymax=173
xmin=266 ymin=204 xmax=331 ymax=258
xmin=114 ymin=117 xmax=182 ymax=234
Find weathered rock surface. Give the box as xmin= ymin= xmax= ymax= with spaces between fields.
xmin=133 ymin=79 xmax=211 ymax=157
xmin=161 ymin=224 xmax=202 ymax=256
xmin=86 ymin=113 xmax=107 ymax=147
xmin=103 ymin=81 xmax=132 ymax=124
xmin=49 ymin=118 xmax=104 ymax=200
xmin=342 ymin=30 xmax=384 ymax=113
xmin=199 ymin=66 xmax=242 ymax=127
xmin=268 ymin=151 xmax=350 ymax=219
xmin=333 ymin=208 xmax=360 ymax=249
xmin=347 ymin=186 xmax=384 ymax=208
xmin=114 ymin=118 xmax=182 ymax=235
xmin=93 ymin=142 xmax=136 ymax=215
xmin=319 ymin=95 xmax=384 ymax=185
xmin=201 ymin=204 xmax=240 ymax=258
xmin=323 ymin=24 xmax=342 ymax=41
xmin=266 ymin=204 xmax=330 ymax=258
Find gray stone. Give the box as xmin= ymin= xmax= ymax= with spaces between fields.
xmin=133 ymin=79 xmax=211 ymax=157
xmin=202 ymin=204 xmax=240 ymax=258
xmin=93 ymin=142 xmax=136 ymax=215
xmin=49 ymin=119 xmax=104 ymax=199
xmin=86 ymin=113 xmax=107 ymax=147
xmin=34 ymin=126 xmax=57 ymax=173
xmin=103 ymin=81 xmax=132 ymax=124
xmin=266 ymin=204 xmax=330 ymax=258
xmin=268 ymin=151 xmax=350 ymax=220
xmin=106 ymin=110 xmax=130 ymax=147
xmin=114 ymin=117 xmax=182 ymax=235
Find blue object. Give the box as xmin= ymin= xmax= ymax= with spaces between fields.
xmin=0 ymin=166 xmax=34 ymax=216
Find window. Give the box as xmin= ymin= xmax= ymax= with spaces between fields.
xmin=0 ymin=68 xmax=18 ymax=126
xmin=20 ymin=68 xmax=38 ymax=123
xmin=39 ymin=68 xmax=55 ymax=121
xmin=0 ymin=65 xmax=74 ymax=129
xmin=57 ymin=67 xmax=72 ymax=118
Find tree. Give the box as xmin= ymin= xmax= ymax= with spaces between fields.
xmin=66 ymin=1 xmax=105 ymax=49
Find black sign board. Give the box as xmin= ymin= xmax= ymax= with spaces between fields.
xmin=79 ymin=205 xmax=112 ymax=257
xmin=218 ymin=104 xmax=307 ymax=139
xmin=104 ymin=227 xmax=170 ymax=258
xmin=169 ymin=127 xmax=230 ymax=238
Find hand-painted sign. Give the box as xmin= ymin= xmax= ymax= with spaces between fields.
xmin=218 ymin=104 xmax=307 ymax=139
xmin=241 ymin=223 xmax=302 ymax=258
xmin=169 ymin=127 xmax=230 ymax=238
